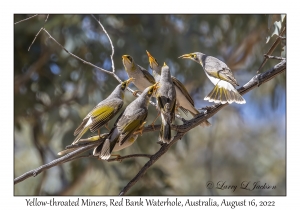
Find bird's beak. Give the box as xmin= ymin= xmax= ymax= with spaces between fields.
xmin=126 ymin=77 xmax=135 ymax=85
xmin=146 ymin=50 xmax=158 ymax=66
xmin=163 ymin=62 xmax=167 ymax=66
xmin=122 ymin=55 xmax=130 ymax=63
xmin=178 ymin=54 xmax=192 ymax=59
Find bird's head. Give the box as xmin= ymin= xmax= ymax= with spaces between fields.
xmin=120 ymin=77 xmax=135 ymax=91
xmin=178 ymin=52 xmax=204 ymax=65
xmin=145 ymin=82 xmax=159 ymax=97
xmin=146 ymin=50 xmax=160 ymax=71
xmin=122 ymin=55 xmax=135 ymax=71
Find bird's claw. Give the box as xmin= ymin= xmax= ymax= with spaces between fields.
xmin=109 ymin=154 xmax=123 ymax=162
xmin=133 ymin=90 xmax=142 ymax=97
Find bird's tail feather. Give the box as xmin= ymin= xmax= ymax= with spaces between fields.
xmin=204 ymin=84 xmax=246 ymax=104
xmin=72 ymin=126 xmax=90 ymax=145
xmin=159 ymin=113 xmax=172 ymax=144
xmin=93 ymin=131 xmax=118 ymax=160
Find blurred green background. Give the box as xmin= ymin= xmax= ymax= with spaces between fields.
xmin=14 ymin=14 xmax=286 ymax=195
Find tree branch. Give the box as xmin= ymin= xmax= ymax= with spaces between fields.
xmin=14 ymin=142 xmax=98 ymax=185
xmin=28 ymin=15 xmax=49 ymax=51
xmin=107 ymin=154 xmax=152 ymax=162
xmin=91 ymin=15 xmax=117 ymax=74
xmin=42 ymin=28 xmax=113 ymax=76
xmin=14 ymin=14 xmax=38 ymax=25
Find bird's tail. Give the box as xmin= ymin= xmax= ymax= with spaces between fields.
xmin=59 ymin=134 xmax=107 ymax=156
xmin=57 ymin=148 xmax=77 ymax=156
xmin=205 ymin=81 xmax=246 ymax=104
xmin=159 ymin=113 xmax=172 ymax=144
xmin=93 ymin=128 xmax=118 ymax=160
xmin=72 ymin=125 xmax=90 ymax=145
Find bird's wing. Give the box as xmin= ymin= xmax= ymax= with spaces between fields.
xmin=117 ymin=108 xmax=147 ymax=145
xmin=204 ymin=56 xmax=238 ymax=86
xmin=89 ymin=99 xmax=123 ymax=132
xmin=171 ymin=76 xmax=194 ymax=106
xmin=138 ymin=65 xmax=156 ymax=84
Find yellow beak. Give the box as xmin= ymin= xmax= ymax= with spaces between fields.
xmin=178 ymin=54 xmax=192 ymax=59
xmin=122 ymin=55 xmax=131 ymax=63
xmin=146 ymin=50 xmax=158 ymax=66
xmin=126 ymin=77 xmax=135 ymax=85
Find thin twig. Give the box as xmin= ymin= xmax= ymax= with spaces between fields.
xmin=14 ymin=14 xmax=38 ymax=25
xmin=42 ymin=28 xmax=114 ymax=75
xmin=257 ymin=27 xmax=286 ymax=73
xmin=264 ymin=54 xmax=285 ymax=60
xmin=119 ymin=59 xmax=286 ymax=195
xmin=28 ymin=14 xmax=49 ymax=51
xmin=276 ymin=35 xmax=286 ymax=40
xmin=107 ymin=154 xmax=152 ymax=162
xmin=91 ymin=15 xmax=117 ymax=74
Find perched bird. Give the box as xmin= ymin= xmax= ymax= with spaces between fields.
xmin=72 ymin=78 xmax=134 ymax=144
xmin=146 ymin=50 xmax=211 ymax=127
xmin=179 ymin=52 xmax=246 ymax=104
xmin=155 ymin=62 xmax=176 ymax=143
xmin=93 ymin=83 xmax=159 ymax=160
xmin=122 ymin=55 xmax=156 ymax=94
xmin=57 ymin=133 xmax=138 ymax=157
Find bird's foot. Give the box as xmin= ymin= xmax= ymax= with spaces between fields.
xmin=133 ymin=122 xmax=146 ymax=136
xmin=105 ymin=123 xmax=110 ymax=131
xmin=133 ymin=90 xmax=142 ymax=97
xmin=109 ymin=154 xmax=123 ymax=162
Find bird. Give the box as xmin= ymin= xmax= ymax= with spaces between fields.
xmin=93 ymin=83 xmax=159 ymax=160
xmin=155 ymin=62 xmax=176 ymax=143
xmin=57 ymin=133 xmax=138 ymax=158
xmin=146 ymin=50 xmax=211 ymax=127
xmin=72 ymin=78 xmax=134 ymax=145
xmin=179 ymin=52 xmax=246 ymax=104
xmin=122 ymin=55 xmax=156 ymax=95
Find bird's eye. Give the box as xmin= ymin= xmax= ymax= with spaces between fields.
xmin=128 ymin=56 xmax=132 ymax=62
